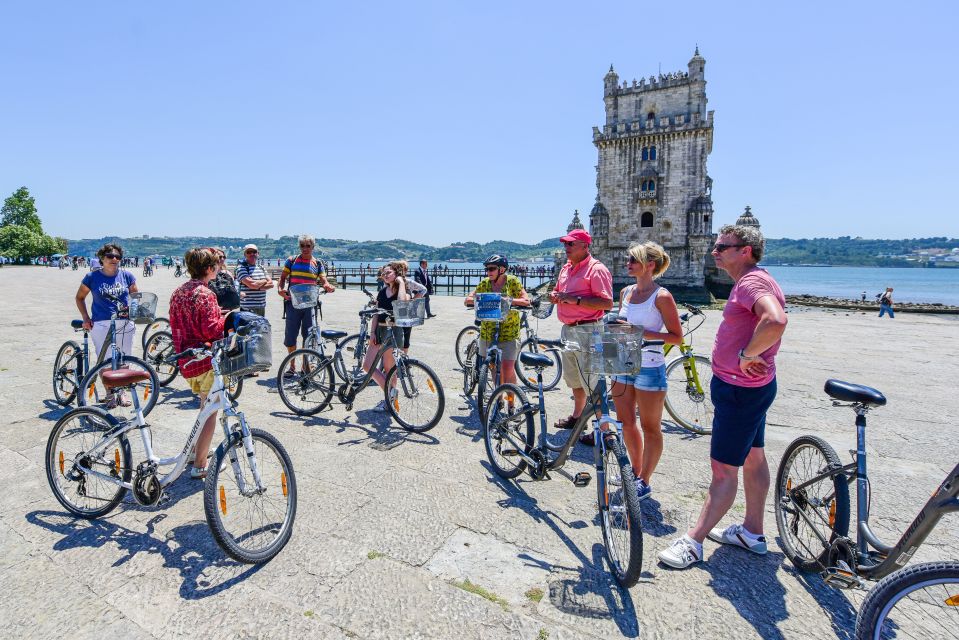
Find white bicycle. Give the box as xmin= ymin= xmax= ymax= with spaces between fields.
xmin=46 ymin=335 xmax=296 ymax=564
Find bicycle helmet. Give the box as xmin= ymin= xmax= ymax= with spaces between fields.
xmin=483 ymin=254 xmax=508 ymax=269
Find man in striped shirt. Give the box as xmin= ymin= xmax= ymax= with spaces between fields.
xmin=235 ymin=244 xmax=274 ymax=316
xmin=277 ymin=234 xmax=336 ymax=375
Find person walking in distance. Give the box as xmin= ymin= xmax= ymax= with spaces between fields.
xmin=414 ymin=259 xmax=437 ymax=318
xmin=235 ymin=244 xmax=273 ymax=317
xmin=878 ymin=287 xmax=894 ymax=318
xmin=548 ymin=228 xmax=613 ymax=436
xmin=658 ymin=224 xmax=787 ymax=569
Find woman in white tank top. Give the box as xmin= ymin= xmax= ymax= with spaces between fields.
xmin=608 ymin=242 xmax=683 ymax=500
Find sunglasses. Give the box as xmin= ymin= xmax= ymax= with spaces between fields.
xmin=626 ymin=255 xmax=639 ymax=264
xmin=562 ymin=241 xmax=580 ymax=247
xmin=713 ymin=243 xmax=746 ymax=253
xmin=485 ymin=266 xmax=500 ymax=272
xmin=245 ymin=250 xmax=258 ymax=254
xmin=299 ymin=244 xmax=313 ymax=248
xmin=103 ymin=254 xmax=121 ymax=260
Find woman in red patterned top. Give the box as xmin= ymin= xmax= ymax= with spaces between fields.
xmin=169 ymin=247 xmax=229 ymax=479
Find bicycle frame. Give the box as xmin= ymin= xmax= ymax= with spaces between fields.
xmin=787 ymin=405 xmax=959 ymax=581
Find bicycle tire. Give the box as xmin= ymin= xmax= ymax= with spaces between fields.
xmin=855 ymin=561 xmax=959 ymax=640
xmin=775 ymin=435 xmax=851 ymax=572
xmin=455 ymin=325 xmax=480 ymax=368
xmin=276 ymin=349 xmax=335 ymax=415
xmin=664 ymin=354 xmax=714 ymax=434
xmin=46 ymin=406 xmax=132 ymax=519
xmin=462 ymin=340 xmax=478 ymax=396
xmin=204 ymin=427 xmax=297 ymax=564
xmin=142 ymin=331 xmax=179 ymax=387
xmin=334 ymin=333 xmax=364 ymax=384
xmin=515 ymin=338 xmax=563 ymax=391
xmin=225 ymin=374 xmax=243 ymax=401
xmin=597 ymin=431 xmax=644 ymax=587
xmin=141 ymin=317 xmax=170 ymax=351
xmin=384 ymin=359 xmax=445 ymax=432
xmin=79 ymin=355 xmax=161 ymax=420
xmin=476 ymin=357 xmax=499 ymax=425
xmin=52 ymin=340 xmax=82 ymax=405
xmin=483 ymin=383 xmax=534 ymax=479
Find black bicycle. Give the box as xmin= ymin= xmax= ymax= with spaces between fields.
xmin=484 ymin=320 xmax=660 ymax=587
xmin=774 ymin=379 xmax=959 ymax=639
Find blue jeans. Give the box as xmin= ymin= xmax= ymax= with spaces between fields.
xmin=879 ymin=303 xmax=894 ymax=318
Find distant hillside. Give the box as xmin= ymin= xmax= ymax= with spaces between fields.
xmin=764 ymin=237 xmax=959 ymax=267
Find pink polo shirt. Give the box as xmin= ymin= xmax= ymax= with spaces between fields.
xmin=712 ymin=268 xmax=785 ymax=388
xmin=556 ymin=255 xmax=613 ymax=325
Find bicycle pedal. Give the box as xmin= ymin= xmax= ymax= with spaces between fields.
xmin=156 ymin=492 xmax=171 ymax=508
xmin=821 ymin=567 xmax=863 ymax=590
xmin=572 ymin=472 xmax=591 ymax=487
xmin=501 ymin=449 xmax=520 ymax=457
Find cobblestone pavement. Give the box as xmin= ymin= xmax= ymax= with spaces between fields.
xmin=1 ymin=266 xmax=957 ymax=639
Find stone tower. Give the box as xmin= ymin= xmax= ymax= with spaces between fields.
xmin=589 ymin=49 xmax=716 ymax=299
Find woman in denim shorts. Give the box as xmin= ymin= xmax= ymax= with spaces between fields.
xmin=609 ymin=242 xmax=683 ymax=500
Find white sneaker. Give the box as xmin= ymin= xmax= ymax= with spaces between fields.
xmin=658 ymin=535 xmax=703 ymax=569
xmin=707 ymin=524 xmax=768 ymax=555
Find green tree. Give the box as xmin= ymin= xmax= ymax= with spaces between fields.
xmin=0 ymin=225 xmax=42 ymax=263
xmin=1 ymin=186 xmax=42 ymax=234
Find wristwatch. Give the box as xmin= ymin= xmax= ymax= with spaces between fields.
xmin=738 ymin=349 xmax=762 ymax=362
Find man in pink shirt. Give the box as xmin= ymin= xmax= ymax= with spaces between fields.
xmin=659 ymin=224 xmax=787 ymax=569
xmin=549 ymin=229 xmax=614 ymax=434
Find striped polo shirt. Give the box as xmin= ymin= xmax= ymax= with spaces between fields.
xmin=235 ymin=261 xmax=269 ymax=309
xmin=283 ymin=255 xmax=324 ymax=285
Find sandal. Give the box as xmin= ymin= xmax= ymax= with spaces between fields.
xmin=554 ymin=414 xmax=579 ymax=430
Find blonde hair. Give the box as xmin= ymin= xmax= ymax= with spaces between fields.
xmin=627 ymin=241 xmax=670 ymax=278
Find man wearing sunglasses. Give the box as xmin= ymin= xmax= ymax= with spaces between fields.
xmin=659 ymin=224 xmax=787 ymax=570
xmin=236 ymin=243 xmax=273 ymax=317
xmin=277 ymin=234 xmax=335 ymax=376
xmin=549 ymin=228 xmax=613 ymax=432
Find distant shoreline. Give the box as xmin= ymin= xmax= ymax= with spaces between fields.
xmin=785 ymin=294 xmax=959 ymax=314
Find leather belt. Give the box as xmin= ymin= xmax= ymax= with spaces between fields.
xmin=566 ymin=319 xmax=602 ymax=327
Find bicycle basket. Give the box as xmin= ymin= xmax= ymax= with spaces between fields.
xmin=129 ymin=292 xmax=158 ymax=325
xmin=218 ymin=319 xmax=273 ymax=376
xmin=289 ymin=284 xmax=319 ymax=310
xmin=475 ymin=293 xmax=511 ymax=322
xmin=393 ymin=298 xmax=426 ymax=327
xmin=530 ymin=295 xmax=554 ymax=320
xmin=564 ymin=323 xmax=644 ymax=376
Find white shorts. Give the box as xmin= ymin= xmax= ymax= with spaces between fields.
xmin=91 ymin=319 xmax=135 ymax=361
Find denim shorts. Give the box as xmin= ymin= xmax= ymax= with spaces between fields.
xmin=612 ymin=365 xmax=668 ymax=392
xmin=710 ymin=376 xmax=777 ymax=467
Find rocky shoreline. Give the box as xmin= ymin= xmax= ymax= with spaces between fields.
xmin=785 ymin=294 xmax=959 ymax=314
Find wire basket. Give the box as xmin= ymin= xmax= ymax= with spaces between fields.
xmin=393 ymin=297 xmax=426 ymax=327
xmin=475 ymin=293 xmax=511 ymax=322
xmin=530 ymin=295 xmax=554 ymax=320
xmin=218 ymin=321 xmax=273 ymax=376
xmin=564 ymin=323 xmax=645 ymax=376
xmin=129 ymin=292 xmax=158 ymax=325
xmin=289 ymin=284 xmax=320 ymax=310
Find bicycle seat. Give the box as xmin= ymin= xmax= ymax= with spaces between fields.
xmin=824 ymin=379 xmax=886 ymax=406
xmin=473 ymin=319 xmax=482 ymax=327
xmin=71 ymin=319 xmax=85 ymax=330
xmin=321 ymin=329 xmax=348 ymax=341
xmin=520 ymin=352 xmax=554 ymax=369
xmin=101 ymin=369 xmax=151 ymax=389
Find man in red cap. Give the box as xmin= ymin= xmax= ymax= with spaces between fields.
xmin=549 ymin=228 xmax=613 ymax=440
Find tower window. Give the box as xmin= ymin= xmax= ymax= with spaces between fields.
xmin=647 ymin=111 xmax=655 ymax=121
xmin=641 ymin=212 xmax=654 ymax=227
xmin=648 ymin=179 xmax=655 ymax=191
xmin=641 ymin=147 xmax=649 ymax=161
xmin=650 ymin=146 xmax=657 ymax=160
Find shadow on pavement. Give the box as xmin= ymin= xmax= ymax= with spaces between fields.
xmin=779 ymin=551 xmax=858 ymax=640
xmin=270 ymin=408 xmax=440 ymax=449
xmin=660 ymin=419 xmax=710 ymax=441
xmin=25 ymin=509 xmax=261 ymax=599
xmin=39 ymin=399 xmax=73 ymax=422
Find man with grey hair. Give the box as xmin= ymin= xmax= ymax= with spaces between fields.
xmin=277 ymin=235 xmax=335 ymax=375
xmin=659 ymin=224 xmax=787 ymax=569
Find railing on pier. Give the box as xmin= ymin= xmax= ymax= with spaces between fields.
xmin=327 ymin=267 xmax=556 ymax=296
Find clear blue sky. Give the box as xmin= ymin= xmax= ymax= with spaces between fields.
xmin=2 ymin=1 xmax=956 ymax=245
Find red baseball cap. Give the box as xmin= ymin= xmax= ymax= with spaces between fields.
xmin=560 ymin=228 xmax=592 ymax=245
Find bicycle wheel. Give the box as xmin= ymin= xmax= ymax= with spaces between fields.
xmin=455 ymin=325 xmax=480 ymax=368
xmin=856 ymin=561 xmax=959 ymax=640
xmin=775 ymin=435 xmax=851 ymax=572
xmin=204 ymin=426 xmax=296 ymax=564
xmin=225 ymin=374 xmax=243 ymax=401
xmin=334 ymin=333 xmax=364 ymax=383
xmin=476 ymin=358 xmax=499 ymax=425
xmin=597 ymin=431 xmax=644 ymax=587
xmin=384 ymin=358 xmax=445 ymax=432
xmin=140 ymin=317 xmax=170 ymax=351
xmin=276 ymin=349 xmax=335 ymax=415
xmin=79 ymin=356 xmax=161 ymax=421
xmin=52 ymin=340 xmax=82 ymax=405
xmin=45 ymin=407 xmax=132 ymax=518
xmin=483 ymin=383 xmax=534 ymax=479
xmin=462 ymin=340 xmax=478 ymax=396
xmin=142 ymin=331 xmax=179 ymax=387
xmin=664 ymin=354 xmax=714 ymax=434
xmin=515 ymin=338 xmax=563 ymax=391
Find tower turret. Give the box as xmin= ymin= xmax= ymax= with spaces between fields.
xmin=736 ymin=205 xmax=760 ymax=228
xmin=567 ymin=209 xmax=585 ymax=233
xmin=604 ymin=65 xmax=619 ymax=97
xmin=688 ymin=46 xmax=705 ymax=82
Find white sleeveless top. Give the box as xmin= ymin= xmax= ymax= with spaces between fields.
xmin=618 ymin=285 xmax=665 ymax=367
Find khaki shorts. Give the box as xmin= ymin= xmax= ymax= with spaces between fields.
xmin=560 ymin=322 xmax=601 ymax=390
xmin=478 ymin=338 xmax=519 ymax=361
xmin=186 ymin=369 xmax=215 ymax=395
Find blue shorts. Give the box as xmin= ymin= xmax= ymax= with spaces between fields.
xmin=284 ymin=300 xmax=315 ymax=348
xmin=612 ymin=365 xmax=667 ymax=392
xmin=710 ymin=376 xmax=777 ymax=467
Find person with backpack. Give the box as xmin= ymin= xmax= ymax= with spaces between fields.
xmin=878 ymin=287 xmax=895 ymax=318
xmin=276 ymin=235 xmax=335 ymax=377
